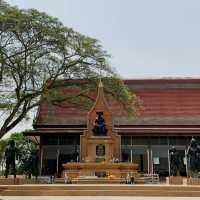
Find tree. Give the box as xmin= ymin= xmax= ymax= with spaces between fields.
xmin=0 ymin=138 xmax=7 ymax=174
xmin=0 ymin=1 xmax=140 ymax=138
xmin=9 ymin=132 xmax=38 ymax=176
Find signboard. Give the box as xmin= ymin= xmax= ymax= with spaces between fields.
xmin=96 ymin=144 xmax=105 ymax=157
xmin=153 ymin=157 xmax=160 ymax=165
xmin=183 ymin=157 xmax=187 ymax=165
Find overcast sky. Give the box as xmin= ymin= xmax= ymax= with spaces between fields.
xmin=6 ymin=0 xmax=200 ymax=78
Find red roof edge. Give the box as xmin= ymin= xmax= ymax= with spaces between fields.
xmin=124 ymin=78 xmax=200 ymax=84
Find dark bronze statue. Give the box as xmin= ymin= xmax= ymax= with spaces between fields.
xmin=197 ymin=144 xmax=200 ymax=171
xmin=187 ymin=138 xmax=199 ymax=177
xmin=4 ymin=140 xmax=18 ymax=178
xmin=26 ymin=149 xmax=39 ymax=179
xmin=93 ymin=112 xmax=107 ymax=136
xmin=169 ymin=146 xmax=181 ymax=176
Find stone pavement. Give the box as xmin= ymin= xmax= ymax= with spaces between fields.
xmin=1 ymin=184 xmax=200 ymax=197
xmin=1 ymin=197 xmax=200 ymax=200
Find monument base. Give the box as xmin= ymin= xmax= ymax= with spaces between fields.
xmin=166 ymin=176 xmax=183 ymax=185
xmin=62 ymin=162 xmax=138 ymax=179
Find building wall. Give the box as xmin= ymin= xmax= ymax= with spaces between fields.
xmin=39 ymin=133 xmax=198 ymax=177
xmin=121 ymin=135 xmax=196 ymax=176
xmin=40 ymin=134 xmax=80 ymax=176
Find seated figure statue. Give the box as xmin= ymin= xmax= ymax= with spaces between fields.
xmin=92 ymin=112 xmax=107 ymax=136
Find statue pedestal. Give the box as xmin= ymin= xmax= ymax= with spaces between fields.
xmin=62 ymin=81 xmax=139 ymax=181
xmin=167 ymin=176 xmax=183 ymax=185
xmin=62 ymin=162 xmax=138 ymax=179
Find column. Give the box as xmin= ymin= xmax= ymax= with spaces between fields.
xmin=131 ymin=136 xmax=133 ymax=163
xmin=150 ymin=147 xmax=153 ymax=174
xmin=147 ymin=147 xmax=150 ymax=174
xmin=40 ymin=148 xmax=43 ymax=176
xmin=56 ymin=148 xmax=60 ymax=177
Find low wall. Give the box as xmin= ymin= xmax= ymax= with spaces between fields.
xmin=187 ymin=178 xmax=200 ymax=185
xmin=166 ymin=176 xmax=183 ymax=185
xmin=0 ymin=176 xmax=51 ymax=185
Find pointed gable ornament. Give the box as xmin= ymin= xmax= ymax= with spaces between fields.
xmin=87 ymin=79 xmax=113 ymax=136
xmin=80 ymin=79 xmax=121 ymax=162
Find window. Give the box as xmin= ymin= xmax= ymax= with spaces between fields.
xmin=121 ymin=148 xmax=131 ymax=162
xmin=59 ymin=135 xmax=80 ymax=145
xmin=121 ymin=136 xmax=131 ymax=145
xmin=169 ymin=137 xmax=187 ymax=146
xmin=133 ymin=137 xmax=149 ymax=145
xmin=41 ymin=135 xmax=58 ymax=145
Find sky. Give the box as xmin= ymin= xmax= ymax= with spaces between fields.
xmin=6 ymin=0 xmax=200 ymax=78
xmin=3 ymin=0 xmax=200 ymax=136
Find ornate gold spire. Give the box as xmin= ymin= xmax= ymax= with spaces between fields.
xmin=95 ymin=78 xmax=111 ymax=111
xmin=96 ymin=79 xmax=105 ymax=104
xmin=98 ymin=79 xmax=103 ymax=88
xmin=87 ymin=79 xmax=112 ymax=132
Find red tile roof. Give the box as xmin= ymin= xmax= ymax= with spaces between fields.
xmin=34 ymin=79 xmax=200 ymax=127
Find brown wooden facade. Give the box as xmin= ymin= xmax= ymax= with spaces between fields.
xmin=25 ymin=78 xmax=200 ymax=177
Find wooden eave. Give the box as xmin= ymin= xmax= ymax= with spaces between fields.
xmin=26 ymin=125 xmax=200 ymax=137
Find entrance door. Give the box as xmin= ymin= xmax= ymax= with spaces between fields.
xmin=46 ymin=159 xmax=57 ymax=175
xmin=42 ymin=159 xmax=57 ymax=176
xmin=133 ymin=154 xmax=147 ymax=172
xmin=151 ymin=146 xmax=169 ymax=177
xmin=58 ymin=154 xmax=75 ymax=177
xmin=132 ymin=146 xmax=148 ymax=173
xmin=42 ymin=147 xmax=57 ymax=176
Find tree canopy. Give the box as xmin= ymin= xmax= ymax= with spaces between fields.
xmin=0 ymin=1 xmax=140 ymax=138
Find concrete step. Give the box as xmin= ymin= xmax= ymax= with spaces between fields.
xmin=1 ymin=184 xmax=200 ymax=196
xmin=2 ymin=188 xmax=200 ymax=196
xmin=3 ymin=184 xmax=200 ymax=191
xmin=55 ymin=178 xmax=125 ymax=184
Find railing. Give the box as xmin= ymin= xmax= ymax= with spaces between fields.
xmin=135 ymin=173 xmax=159 ymax=184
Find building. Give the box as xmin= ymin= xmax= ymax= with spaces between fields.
xmin=26 ymin=78 xmax=200 ymax=177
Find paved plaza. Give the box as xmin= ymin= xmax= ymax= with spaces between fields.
xmin=1 ymin=197 xmax=200 ymax=200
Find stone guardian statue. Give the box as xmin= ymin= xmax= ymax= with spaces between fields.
xmin=169 ymin=146 xmax=181 ymax=176
xmin=4 ymin=140 xmax=18 ymax=178
xmin=187 ymin=138 xmax=199 ymax=177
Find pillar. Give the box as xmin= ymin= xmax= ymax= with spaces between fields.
xmin=56 ymin=148 xmax=60 ymax=177
xmin=40 ymin=147 xmax=43 ymax=176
